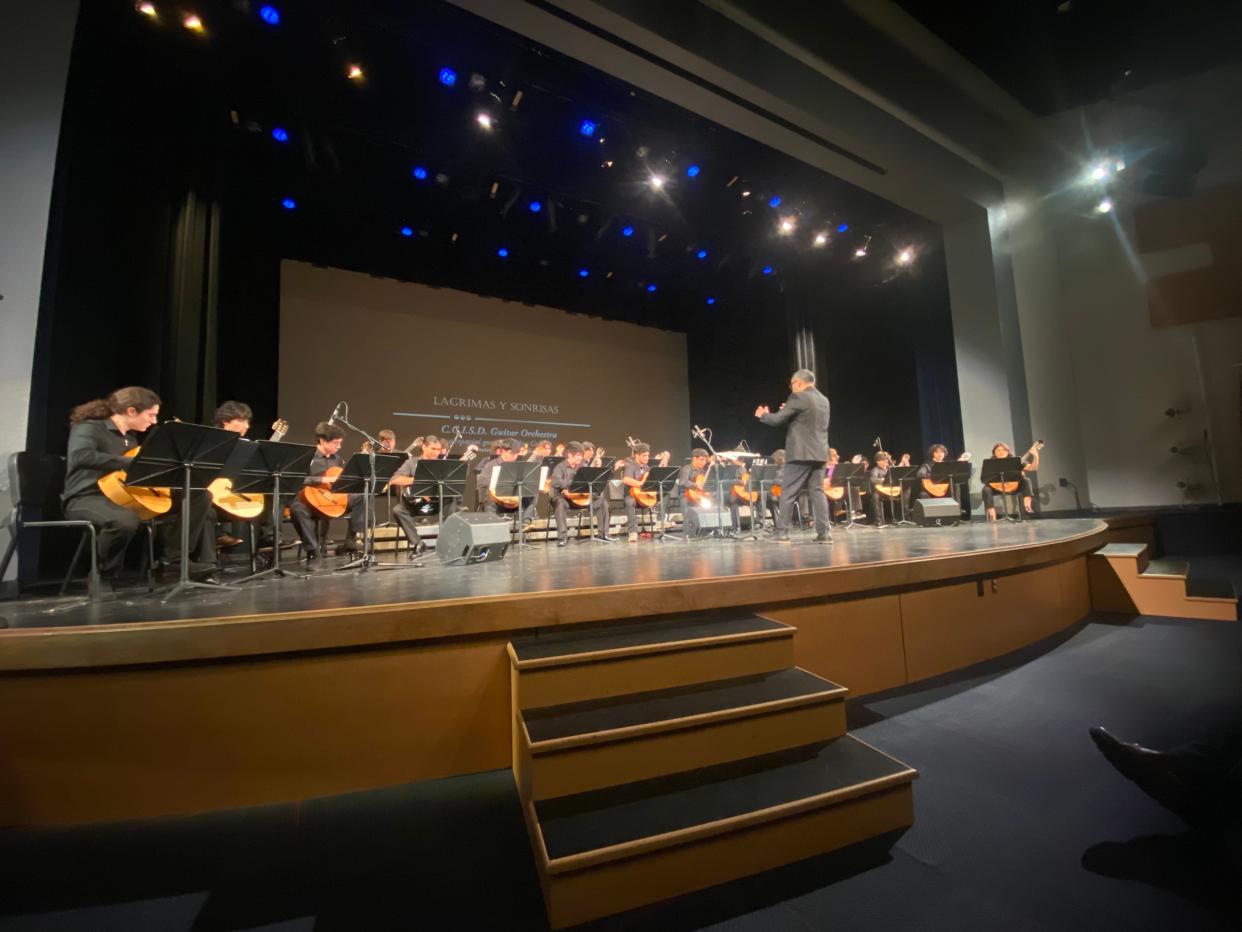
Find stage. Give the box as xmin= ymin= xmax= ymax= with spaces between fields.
xmin=0 ymin=518 xmax=1110 ymax=827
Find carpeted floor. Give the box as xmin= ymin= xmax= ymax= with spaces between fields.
xmin=2 ymin=554 xmax=1238 ymax=931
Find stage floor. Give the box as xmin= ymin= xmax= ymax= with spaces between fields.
xmin=1 ymin=518 xmax=1106 ymax=633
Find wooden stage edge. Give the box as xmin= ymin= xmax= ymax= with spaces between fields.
xmin=0 ymin=521 xmax=1110 ymax=672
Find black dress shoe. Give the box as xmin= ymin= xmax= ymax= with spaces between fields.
xmin=812 ymin=535 xmax=833 ymax=544
xmin=1088 ymin=726 xmax=1194 ymax=822
xmin=557 ymin=538 xmax=569 ymax=548
xmin=764 ymin=533 xmax=791 ymax=543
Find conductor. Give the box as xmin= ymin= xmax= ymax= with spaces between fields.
xmin=755 ymin=368 xmax=832 ymax=543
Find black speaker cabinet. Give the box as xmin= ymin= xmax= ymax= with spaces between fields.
xmin=914 ymin=497 xmax=961 ymax=527
xmin=687 ymin=506 xmax=732 ymax=530
xmin=437 ymin=512 xmax=511 ymax=564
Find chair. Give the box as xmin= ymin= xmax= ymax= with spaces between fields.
xmin=0 ymin=452 xmax=101 ymax=599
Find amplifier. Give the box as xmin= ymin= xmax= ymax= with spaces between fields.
xmin=913 ymin=498 xmax=961 ymax=527
xmin=687 ymin=506 xmax=733 ymax=530
xmin=438 ymin=512 xmax=511 ymax=564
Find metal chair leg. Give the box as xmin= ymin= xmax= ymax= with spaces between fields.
xmin=60 ymin=534 xmax=88 ymax=596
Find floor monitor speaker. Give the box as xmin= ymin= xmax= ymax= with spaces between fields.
xmin=914 ymin=497 xmax=961 ymax=527
xmin=438 ymin=512 xmax=511 ymax=564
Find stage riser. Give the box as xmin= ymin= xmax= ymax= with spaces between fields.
xmin=537 ymin=785 xmax=914 ymax=929
xmin=1088 ymin=545 xmax=1237 ymax=621
xmin=514 ymin=637 xmax=794 ymax=711
xmin=520 ymin=701 xmax=847 ymax=801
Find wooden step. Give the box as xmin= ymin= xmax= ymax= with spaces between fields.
xmin=509 ymin=613 xmax=795 ymax=710
xmin=1089 ymin=544 xmax=1237 ymax=621
xmin=518 ymin=669 xmax=847 ymax=801
xmin=527 ymin=736 xmax=916 ymax=928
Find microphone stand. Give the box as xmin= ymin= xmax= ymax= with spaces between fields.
xmin=691 ymin=425 xmax=730 ymax=540
xmin=327 ymin=402 xmax=387 ymax=572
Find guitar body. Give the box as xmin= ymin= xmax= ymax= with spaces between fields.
xmin=98 ymin=447 xmax=173 ymax=520
xmin=563 ymin=492 xmax=591 ymax=508
xmin=770 ymin=484 xmax=782 ymax=499
xmin=731 ymin=471 xmax=759 ymax=504
xmin=922 ymin=479 xmax=950 ymax=497
xmin=208 ymin=478 xmax=266 ymax=520
xmin=488 ymin=491 xmax=520 ymax=510
xmin=629 ymin=487 xmax=658 ymax=508
xmin=299 ymin=466 xmax=348 ymax=517
xmin=684 ymin=474 xmax=708 ymax=506
xmin=988 ymin=480 xmax=1021 ymax=494
xmin=824 ymin=481 xmax=845 ymax=501
xmin=875 ymin=484 xmax=902 ymax=499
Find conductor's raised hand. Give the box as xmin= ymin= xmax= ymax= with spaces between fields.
xmin=754 ymin=405 xmax=770 ymax=418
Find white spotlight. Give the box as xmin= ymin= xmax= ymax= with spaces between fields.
xmin=1088 ymin=162 xmax=1110 ymax=182
xmin=813 ymin=232 xmax=828 ymax=247
xmin=896 ymin=248 xmax=914 ymax=266
xmin=1114 ymin=159 xmax=1126 ymax=172
xmin=778 ymin=217 xmax=796 ymax=235
xmin=475 ymin=112 xmax=495 ymax=131
xmin=854 ymin=247 xmax=868 ymax=258
xmin=1095 ymin=197 xmax=1114 ymax=214
xmin=649 ymin=174 xmax=666 ymax=191
xmin=136 ymin=1 xmax=158 ymax=17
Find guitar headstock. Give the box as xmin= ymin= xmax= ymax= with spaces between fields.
xmin=270 ymin=418 xmax=290 ymax=442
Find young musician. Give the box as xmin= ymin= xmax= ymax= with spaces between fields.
xmin=521 ymin=440 xmax=554 ymax=525
xmin=618 ymin=443 xmax=670 ymax=542
xmin=481 ymin=438 xmax=524 ymax=515
xmin=755 ymin=369 xmax=832 ymax=543
xmin=549 ymin=441 xmax=586 ymax=547
xmin=288 ymin=421 xmax=366 ymax=560
xmin=387 ymin=434 xmax=455 ymax=551
xmin=679 ymin=448 xmax=712 ymax=537
xmin=982 ymin=442 xmax=1040 ymax=520
xmin=869 ymin=451 xmax=896 ymax=527
xmin=62 ymin=387 xmax=163 ymax=580
xmin=211 ymin=401 xmax=255 ymax=550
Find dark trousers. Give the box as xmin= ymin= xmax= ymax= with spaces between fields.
xmin=288 ymin=495 xmax=365 ymax=555
xmin=393 ymin=496 xmax=457 ymax=546
xmin=623 ymin=495 xmax=658 ymax=534
xmin=551 ymin=494 xmax=609 ymax=540
xmin=63 ymin=492 xmax=140 ymax=576
xmin=981 ymin=477 xmax=1033 ymax=512
xmin=165 ymin=490 xmax=215 ymax=564
xmin=776 ymin=462 xmax=830 ymax=537
xmin=871 ymin=487 xmax=898 ymax=525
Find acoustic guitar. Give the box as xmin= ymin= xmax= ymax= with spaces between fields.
xmin=628 ymin=450 xmax=671 ymax=508
xmin=988 ymin=441 xmax=1044 ymax=494
xmin=208 ymin=418 xmax=289 ymax=520
xmin=98 ymin=447 xmax=174 ymax=520
xmin=684 ymin=472 xmax=709 ymax=506
xmin=822 ymin=478 xmax=846 ymax=501
xmin=922 ymin=452 xmax=972 ymax=497
xmin=874 ymin=480 xmax=903 ymax=499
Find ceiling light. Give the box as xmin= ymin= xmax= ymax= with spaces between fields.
xmin=813 ymin=232 xmax=828 ymax=247
xmin=646 ymin=283 xmax=657 ymax=293
xmin=778 ymin=217 xmax=796 ymax=235
xmin=476 ymin=112 xmax=494 ymax=131
xmin=621 ymin=225 xmax=634 ymax=238
xmin=1114 ymin=159 xmax=1126 ymax=172
xmin=271 ymin=127 xmax=288 ymax=143
xmin=258 ymin=6 xmax=280 ymax=26
xmin=136 ymin=2 xmax=158 ymax=18
xmin=439 ymin=68 xmax=457 ymax=87
xmin=529 ymin=201 xmax=542 ymax=213
xmin=468 ymin=73 xmax=486 ymax=92
xmin=854 ymin=247 xmax=868 ymax=258
xmin=649 ymin=174 xmax=666 ymax=191
xmin=400 ymin=226 xmax=413 ymax=237
xmin=762 ymin=265 xmax=774 ymax=276
xmin=412 ymin=166 xmax=428 ymax=180
xmin=837 ymin=223 xmax=849 ymax=233
xmin=497 ymin=247 xmax=510 ymax=258
xmin=896 ymin=247 xmax=914 ymax=265
xmin=347 ymin=64 xmax=364 ymax=80
xmin=686 ymin=164 xmax=701 ymax=178
xmin=1095 ymin=198 xmax=1114 ymax=214
xmin=768 ymin=196 xmax=781 ymax=208
xmin=706 ymin=297 xmax=716 ymax=306
xmin=578 ymin=268 xmax=590 ymax=278
xmin=740 ymin=190 xmax=751 ymax=198
xmin=183 ymin=13 xmax=204 ymax=32
xmin=579 ymin=119 xmax=597 ymax=137
xmin=280 ymin=197 xmax=296 ymax=210
xmin=696 ymin=249 xmax=708 ymax=260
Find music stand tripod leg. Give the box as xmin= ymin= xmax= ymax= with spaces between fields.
xmin=162 ymin=462 xmax=241 ymax=602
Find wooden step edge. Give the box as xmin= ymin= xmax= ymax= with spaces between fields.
xmin=540 ymin=760 xmax=918 ymax=877
xmin=510 ymin=626 xmax=794 ymax=671
xmin=525 ymin=685 xmax=848 ymax=756
xmin=1183 ymin=594 xmax=1239 ymax=605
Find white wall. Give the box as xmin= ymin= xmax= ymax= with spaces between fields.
xmin=0 ymin=0 xmax=79 ymax=583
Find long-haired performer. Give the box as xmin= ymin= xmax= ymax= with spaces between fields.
xmin=754 ymin=369 xmax=832 ymax=544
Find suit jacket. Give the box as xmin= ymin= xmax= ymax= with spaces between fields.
xmin=760 ymin=387 xmax=830 ymax=463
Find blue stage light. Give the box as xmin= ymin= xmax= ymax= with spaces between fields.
xmin=687 ymin=164 xmax=701 ymax=178
xmin=769 ymin=196 xmax=781 ymax=208
xmin=271 ymin=127 xmax=288 ymax=142
xmin=497 ymin=247 xmax=509 ymax=258
xmin=762 ymin=265 xmax=774 ymax=276
xmin=578 ymin=268 xmax=589 ymax=278
xmin=621 ymin=225 xmax=634 ymax=237
xmin=412 ymin=166 xmax=428 ymax=180
xmin=579 ymin=119 xmax=597 ymax=137
xmin=529 ymin=201 xmax=542 ymax=213
xmin=696 ymin=249 xmax=708 ymax=260
xmin=837 ymin=223 xmax=849 ymax=233
xmin=706 ymin=297 xmax=716 ymax=305
xmin=281 ymin=197 xmax=296 ymax=210
xmin=646 ymin=283 xmax=657 ymax=293
xmin=400 ymin=226 xmax=413 ymax=237
xmin=439 ymin=68 xmax=457 ymax=87
xmin=259 ymin=5 xmax=280 ymax=25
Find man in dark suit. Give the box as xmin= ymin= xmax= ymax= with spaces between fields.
xmin=755 ymin=368 xmax=831 ymax=543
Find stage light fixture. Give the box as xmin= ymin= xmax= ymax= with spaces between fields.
xmin=578 ymin=268 xmax=590 ymax=278
xmin=183 ymin=13 xmax=204 ymax=32
xmin=696 ymin=249 xmax=708 ymax=260
xmin=646 ymin=283 xmax=657 ymax=293
xmin=621 ymin=225 xmax=634 ymax=237
xmin=1095 ymin=197 xmax=1114 ymax=214
xmin=258 ymin=5 xmax=280 ymax=25
xmin=468 ymin=73 xmax=486 ymax=92
xmin=347 ymin=64 xmax=364 ymax=80
xmin=601 ymin=160 xmax=614 ymax=169
xmin=706 ymin=297 xmax=716 ymax=305
xmin=768 ymin=196 xmax=781 ymax=208
xmin=813 ymin=232 xmax=828 ymax=247
xmin=896 ymin=247 xmax=914 ymax=265
xmin=439 ymin=68 xmax=457 ymax=87
xmin=741 ymin=190 xmax=751 ymax=198
xmin=400 ymin=226 xmax=413 ymax=237
xmin=687 ymin=164 xmax=701 ymax=178
xmin=136 ymin=2 xmax=157 ymax=18
xmin=476 ymin=112 xmax=494 ymax=131
xmin=412 ymin=166 xmax=428 ymax=180
xmin=579 ymin=119 xmax=597 ymax=137
xmin=529 ymin=201 xmax=542 ymax=213
xmin=762 ymin=265 xmax=774 ymax=276
xmin=649 ymin=174 xmax=666 ymax=191
xmin=837 ymin=223 xmax=849 ymax=233
xmin=280 ymin=197 xmax=296 ymax=210
xmin=778 ymin=217 xmax=796 ymax=235
xmin=497 ymin=247 xmax=510 ymax=258
xmin=1114 ymin=159 xmax=1126 ymax=172
xmin=1088 ymin=162 xmax=1110 ymax=181
xmin=271 ymin=127 xmax=288 ymax=142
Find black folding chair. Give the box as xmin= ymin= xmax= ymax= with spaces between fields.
xmin=0 ymin=452 xmax=101 ymax=599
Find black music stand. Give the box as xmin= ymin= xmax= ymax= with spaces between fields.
xmin=409 ymin=458 xmax=468 ymax=521
xmin=827 ymin=463 xmax=866 ymax=531
xmin=123 ymin=422 xmax=240 ymax=601
xmin=702 ymin=463 xmax=740 ymax=538
xmin=886 ymin=465 xmax=920 ymax=527
xmin=929 ymin=461 xmax=974 ymax=521
xmin=568 ymin=466 xmax=612 ymax=541
xmin=980 ymin=456 xmax=1025 ymax=523
xmin=331 ymin=452 xmax=404 ymax=571
xmin=642 ymin=466 xmax=681 ymax=542
xmin=493 ymin=461 xmax=543 ymax=548
xmin=236 ymin=439 xmax=316 ymax=583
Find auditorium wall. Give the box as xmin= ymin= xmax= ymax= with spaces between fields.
xmin=0 ymin=0 xmax=78 ymax=586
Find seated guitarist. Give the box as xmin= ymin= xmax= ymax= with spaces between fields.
xmin=679 ymin=448 xmax=712 ymax=536
xmin=909 ymin=443 xmax=948 ymax=513
xmin=982 ymin=441 xmax=1039 ymax=520
xmin=549 ymin=441 xmax=588 ymax=547
xmin=62 ymin=387 xmax=162 ymax=582
xmin=289 ymin=421 xmax=365 ymax=561
xmin=618 ymin=443 xmax=671 ymax=542
xmin=211 ymin=400 xmax=254 ymax=551
xmin=388 ymin=434 xmax=455 ymax=552
xmin=869 ymin=451 xmax=896 ymax=526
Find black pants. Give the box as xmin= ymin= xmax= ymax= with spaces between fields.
xmin=164 ymin=489 xmax=215 ymax=564
xmin=552 ymin=494 xmax=609 ymax=540
xmin=871 ymin=486 xmax=899 ymax=525
xmin=393 ymin=496 xmax=457 ymax=546
xmin=288 ymin=495 xmax=365 ymax=555
xmin=63 ymin=492 xmax=141 ymax=576
xmin=981 ymin=477 xmax=1033 ymax=513
xmin=776 ymin=462 xmax=830 ymax=537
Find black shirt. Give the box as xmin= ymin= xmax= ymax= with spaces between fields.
xmin=304 ymin=450 xmax=344 ymax=486
xmin=550 ymin=460 xmax=578 ymax=495
xmin=63 ymin=418 xmax=138 ymax=503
